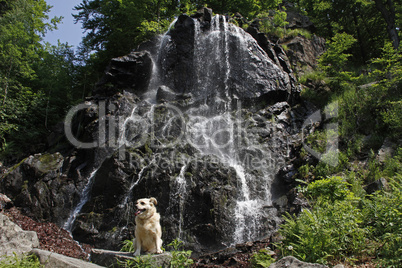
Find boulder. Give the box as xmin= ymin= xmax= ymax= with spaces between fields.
xmin=269 ymin=256 xmax=328 ymax=268
xmin=0 ymin=153 xmax=89 ymax=226
xmin=95 ymin=51 xmax=153 ymax=97
xmin=285 ymin=35 xmax=326 ymax=75
xmin=286 ymin=10 xmax=316 ymax=32
xmin=91 ymin=249 xmax=172 ymax=268
xmin=364 ymin=178 xmax=390 ymax=194
xmin=156 ymin=85 xmax=179 ymax=103
xmin=191 ymin=7 xmax=213 ymax=24
xmin=0 ymin=194 xmax=12 ymax=210
xmin=0 ymin=213 xmax=39 ymax=257
xmin=31 ymin=249 xmax=103 ymax=268
xmin=377 ymin=138 xmax=396 ymax=163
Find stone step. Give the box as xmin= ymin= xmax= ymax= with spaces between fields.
xmin=91 ymin=249 xmax=172 ymax=268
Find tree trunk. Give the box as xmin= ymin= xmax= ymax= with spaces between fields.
xmin=2 ymin=57 xmax=14 ymax=107
xmin=374 ymin=0 xmax=400 ymax=50
xmin=352 ymin=9 xmax=367 ymax=63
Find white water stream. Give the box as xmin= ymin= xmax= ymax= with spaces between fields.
xmin=65 ymin=15 xmax=280 ymax=245
xmin=187 ymin=15 xmax=277 ymax=243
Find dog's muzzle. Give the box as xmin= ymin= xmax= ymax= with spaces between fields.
xmin=135 ymin=208 xmax=146 ymax=216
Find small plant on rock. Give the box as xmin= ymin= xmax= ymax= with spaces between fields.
xmin=251 ymin=249 xmax=276 ymax=268
xmin=167 ymin=239 xmax=193 ymax=268
xmin=0 ymin=253 xmax=42 ymax=268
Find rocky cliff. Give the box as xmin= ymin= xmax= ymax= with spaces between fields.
xmin=1 ymin=8 xmax=325 ymax=253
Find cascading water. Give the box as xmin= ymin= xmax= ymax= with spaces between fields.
xmin=64 ymin=168 xmax=100 ymax=231
xmin=174 ymin=163 xmax=189 ymax=239
xmin=143 ymin=18 xmax=178 ymax=103
xmin=169 ymin=15 xmax=280 ymax=244
xmin=64 ymin=12 xmax=290 ymax=250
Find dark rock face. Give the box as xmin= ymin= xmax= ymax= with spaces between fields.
xmin=161 ymin=14 xmax=296 ymax=106
xmin=286 ymin=10 xmax=316 ymax=33
xmin=94 ymin=51 xmax=153 ymax=97
xmin=0 ymin=153 xmax=92 ymax=226
xmin=285 ymin=35 xmax=326 ymax=75
xmin=1 ymin=10 xmax=321 ymax=253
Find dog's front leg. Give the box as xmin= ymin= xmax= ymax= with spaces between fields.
xmin=133 ymin=238 xmax=142 ymax=256
xmin=155 ymin=237 xmax=163 ymax=254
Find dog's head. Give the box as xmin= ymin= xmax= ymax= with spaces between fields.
xmin=134 ymin=197 xmax=158 ymax=219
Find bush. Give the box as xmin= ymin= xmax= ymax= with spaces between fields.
xmin=167 ymin=239 xmax=193 ymax=268
xmin=362 ymin=175 xmax=402 ymax=267
xmin=0 ymin=253 xmax=42 ymax=268
xmin=306 ymin=176 xmax=352 ymax=202
xmin=277 ymin=198 xmax=367 ymax=264
xmin=120 ymin=239 xmax=135 ymax=253
xmin=318 ymin=33 xmax=356 ymax=77
xmin=251 ymin=249 xmax=276 ymax=267
xmin=117 ymin=255 xmax=155 ymax=268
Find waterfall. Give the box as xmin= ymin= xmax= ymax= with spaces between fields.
xmin=64 ymin=168 xmax=100 ymax=231
xmin=64 ymin=14 xmax=286 ymax=248
xmin=185 ymin=15 xmax=279 ymax=244
xmin=143 ymin=18 xmax=177 ymax=103
xmin=118 ymin=166 xmax=146 ymax=209
xmin=175 ymin=164 xmax=188 ymax=239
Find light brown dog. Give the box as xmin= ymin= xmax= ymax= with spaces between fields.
xmin=133 ymin=197 xmax=163 ymax=256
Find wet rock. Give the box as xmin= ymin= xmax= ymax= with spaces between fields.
xmin=162 ymin=14 xmax=295 ymax=105
xmin=191 ymin=7 xmax=213 ymax=24
xmin=156 ymin=85 xmax=182 ymax=103
xmin=194 ymin=239 xmax=271 ymax=267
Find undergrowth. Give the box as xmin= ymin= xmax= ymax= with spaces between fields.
xmin=118 ymin=238 xmax=193 ymax=268
xmin=276 ymin=38 xmax=402 ymax=266
xmin=0 ymin=253 xmax=42 ymax=268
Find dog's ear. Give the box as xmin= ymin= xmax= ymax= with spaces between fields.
xmin=149 ymin=197 xmax=157 ymax=206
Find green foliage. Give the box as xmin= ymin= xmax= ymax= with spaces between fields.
xmin=119 ymin=239 xmax=193 ymax=267
xmin=370 ymin=42 xmax=402 ymax=138
xmin=74 ymin=0 xmax=195 ymax=73
xmin=277 ymin=198 xmax=367 ymax=264
xmin=120 ymin=239 xmax=135 ymax=253
xmin=250 ymin=249 xmax=276 ymax=267
xmin=118 ymin=240 xmax=157 ymax=268
xmin=0 ymin=0 xmax=78 ymax=161
xmin=318 ymin=32 xmax=356 ymax=77
xmin=306 ymin=176 xmax=353 ymax=202
xmin=117 ymin=254 xmax=156 ymax=268
xmin=0 ymin=253 xmax=42 ymax=268
xmin=326 ymin=42 xmax=402 ymax=142
xmin=167 ymin=239 xmax=193 ymax=268
xmin=362 ymin=175 xmax=402 ymax=267
xmin=282 ymin=148 xmax=402 ymax=265
xmin=289 ymin=0 xmax=395 ymax=62
xmin=257 ymin=10 xmax=300 ymax=39
xmin=202 ymin=0 xmax=282 ymax=19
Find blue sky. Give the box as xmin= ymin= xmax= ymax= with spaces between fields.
xmin=43 ymin=0 xmax=84 ymax=50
